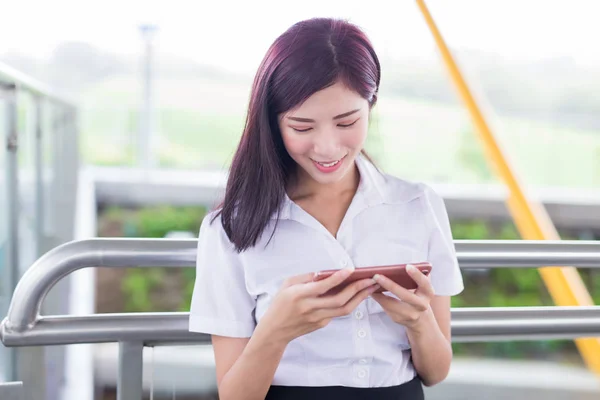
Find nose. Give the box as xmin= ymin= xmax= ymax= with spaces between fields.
xmin=313 ymin=129 xmax=340 ymax=159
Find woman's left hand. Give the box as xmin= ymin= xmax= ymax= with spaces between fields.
xmin=370 ymin=264 xmax=435 ymax=331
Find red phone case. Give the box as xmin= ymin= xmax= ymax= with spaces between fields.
xmin=313 ymin=262 xmax=432 ymax=295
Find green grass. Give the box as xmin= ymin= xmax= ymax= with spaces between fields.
xmin=372 ymin=94 xmax=600 ymax=187
xmin=80 ymin=76 xmax=600 ymax=187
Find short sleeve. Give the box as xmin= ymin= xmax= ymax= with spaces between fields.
xmin=423 ymin=186 xmax=464 ymax=296
xmin=189 ymin=212 xmax=257 ymax=337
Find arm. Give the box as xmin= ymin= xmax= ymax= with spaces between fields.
xmin=212 ymin=327 xmax=287 ymax=400
xmin=404 ymin=185 xmax=463 ymax=385
xmin=371 ymin=266 xmax=455 ymax=387
xmin=211 ymin=270 xmax=379 ymax=400
xmin=405 ymin=295 xmax=453 ymax=386
xmin=190 ymin=214 xmax=283 ymax=400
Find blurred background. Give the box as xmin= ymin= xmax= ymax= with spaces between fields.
xmin=3 ymin=0 xmax=600 ymax=183
xmin=1 ymin=0 xmax=600 ymax=399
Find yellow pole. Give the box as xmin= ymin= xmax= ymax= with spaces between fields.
xmin=415 ymin=0 xmax=600 ymax=374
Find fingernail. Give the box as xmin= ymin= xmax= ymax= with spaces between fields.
xmin=344 ymin=266 xmax=355 ymax=274
xmin=373 ymin=274 xmax=381 ymax=282
xmin=407 ymin=264 xmax=416 ymax=271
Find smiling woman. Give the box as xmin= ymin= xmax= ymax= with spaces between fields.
xmin=188 ymin=17 xmax=464 ymax=400
xmin=214 ymin=17 xmax=381 ymax=253
xmin=280 ymin=83 xmax=369 ymax=187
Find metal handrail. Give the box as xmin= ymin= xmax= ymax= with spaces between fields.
xmin=3 ymin=306 xmax=600 ymax=346
xmin=0 ymin=61 xmax=77 ymax=106
xmin=1 ymin=239 xmax=600 ymax=347
xmin=3 ymin=238 xmax=197 ymax=333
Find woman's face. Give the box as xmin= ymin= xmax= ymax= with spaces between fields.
xmin=279 ymin=81 xmax=370 ymax=187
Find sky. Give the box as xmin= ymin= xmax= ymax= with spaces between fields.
xmin=0 ymin=0 xmax=598 ymax=73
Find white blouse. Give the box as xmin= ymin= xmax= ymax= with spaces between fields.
xmin=189 ymin=155 xmax=464 ymax=388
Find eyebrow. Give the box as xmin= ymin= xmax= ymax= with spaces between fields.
xmin=287 ymin=108 xmax=361 ymax=123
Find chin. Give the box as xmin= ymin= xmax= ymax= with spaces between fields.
xmin=309 ymin=173 xmax=345 ymax=185
xmin=306 ymin=158 xmax=354 ymax=184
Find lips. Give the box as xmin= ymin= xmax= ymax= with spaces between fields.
xmin=315 ymin=159 xmax=341 ymax=168
xmin=311 ymin=155 xmax=346 ymax=173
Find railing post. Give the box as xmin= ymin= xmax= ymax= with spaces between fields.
xmin=118 ymin=341 xmax=144 ymax=400
xmin=0 ymin=381 xmax=24 ymax=400
xmin=34 ymin=96 xmax=43 ymax=259
xmin=2 ymin=82 xmax=18 ymax=383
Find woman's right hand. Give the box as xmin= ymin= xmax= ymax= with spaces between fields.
xmin=256 ymin=267 xmax=380 ymax=344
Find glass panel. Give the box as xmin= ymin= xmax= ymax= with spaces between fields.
xmin=0 ymin=97 xmax=9 ymax=382
xmin=41 ymin=100 xmax=55 ymax=252
xmin=0 ymin=97 xmax=8 ymax=309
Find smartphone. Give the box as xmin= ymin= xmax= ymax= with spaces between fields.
xmin=313 ymin=262 xmax=432 ymax=295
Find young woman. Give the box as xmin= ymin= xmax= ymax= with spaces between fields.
xmin=189 ymin=17 xmax=464 ymax=400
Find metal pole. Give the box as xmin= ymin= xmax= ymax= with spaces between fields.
xmin=138 ymin=24 xmax=158 ymax=170
xmin=2 ymin=307 xmax=600 ymax=346
xmin=4 ymin=83 xmax=19 ymax=382
xmin=37 ymin=99 xmax=64 ymax=400
xmin=34 ymin=96 xmax=43 ymax=260
xmin=415 ymin=0 xmax=600 ymax=375
xmin=117 ymin=341 xmax=144 ymax=400
xmin=0 ymin=85 xmax=8 ymax=384
xmin=2 ymin=238 xmax=600 ymax=336
xmin=5 ymin=238 xmax=198 ymax=332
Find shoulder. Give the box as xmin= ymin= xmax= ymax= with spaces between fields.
xmin=199 ymin=208 xmax=223 ymax=233
xmin=376 ymin=171 xmax=450 ymax=226
xmin=358 ymin=155 xmax=445 ymax=207
xmin=197 ymin=209 xmax=236 ymax=251
xmin=378 ymin=172 xmax=441 ymax=205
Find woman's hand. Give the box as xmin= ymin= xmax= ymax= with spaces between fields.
xmin=257 ymin=267 xmax=380 ymax=344
xmin=370 ymin=264 xmax=435 ymax=331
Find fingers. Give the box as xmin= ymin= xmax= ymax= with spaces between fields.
xmin=281 ymin=272 xmax=321 ymax=288
xmin=344 ymin=283 xmax=381 ymax=312
xmin=406 ymin=265 xmax=435 ymax=298
xmin=370 ymin=292 xmax=399 ymax=310
xmin=303 ymin=267 xmax=356 ymax=296
xmin=317 ymin=278 xmax=377 ymax=309
xmin=372 ymin=273 xmax=429 ymax=311
xmin=371 ymin=293 xmax=426 ymax=326
xmin=316 ymin=283 xmax=381 ymax=319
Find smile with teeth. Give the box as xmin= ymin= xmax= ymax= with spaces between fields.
xmin=315 ymin=159 xmax=341 ymax=167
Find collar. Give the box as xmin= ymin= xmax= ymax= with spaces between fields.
xmin=354 ymin=153 xmax=386 ymax=207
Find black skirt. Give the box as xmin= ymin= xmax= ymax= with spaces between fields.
xmin=265 ymin=376 xmax=424 ymax=400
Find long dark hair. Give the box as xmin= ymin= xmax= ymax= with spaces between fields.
xmin=214 ymin=18 xmax=381 ymax=252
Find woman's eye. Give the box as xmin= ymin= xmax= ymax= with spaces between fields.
xmin=291 ymin=127 xmax=312 ymax=133
xmin=338 ymin=119 xmax=359 ymax=128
